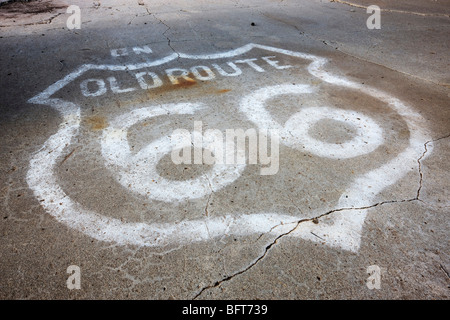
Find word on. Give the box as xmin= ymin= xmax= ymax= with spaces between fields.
xmin=79 ymin=55 xmax=292 ymax=97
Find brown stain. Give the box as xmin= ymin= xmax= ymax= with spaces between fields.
xmin=142 ymin=82 xmax=233 ymax=103
xmin=142 ymin=72 xmax=232 ymax=97
xmin=60 ymin=147 xmax=79 ymax=165
xmin=147 ymin=74 xmax=198 ymax=97
xmin=117 ymin=71 xmax=232 ymax=109
xmin=397 ymin=128 xmax=410 ymax=140
xmin=86 ymin=116 xmax=109 ymax=131
xmin=173 ymin=78 xmax=198 ymax=89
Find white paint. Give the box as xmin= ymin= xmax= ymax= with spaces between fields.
xmin=190 ymin=66 xmax=216 ymax=81
xmin=100 ymin=103 xmax=246 ymax=202
xmin=240 ymin=84 xmax=383 ymax=159
xmin=111 ymin=48 xmax=129 ymax=57
xmin=166 ymin=68 xmax=196 ymax=85
xmin=27 ymin=44 xmax=432 ymax=252
xmin=240 ymin=83 xmax=314 ymax=133
xmin=107 ymin=76 xmax=136 ymax=94
xmin=80 ymin=78 xmax=107 ymax=97
xmin=261 ymin=56 xmax=292 ymax=70
xmin=284 ymin=106 xmax=383 ymax=159
xmin=77 ymin=58 xmax=294 ymax=98
xmin=132 ymin=45 xmax=153 ymax=55
xmin=169 ymin=123 xmax=280 ymax=175
xmin=111 ymin=46 xmax=153 ymax=57
xmin=235 ymin=58 xmax=265 ymax=72
xmin=135 ymin=71 xmax=163 ymax=89
xmin=212 ymin=62 xmax=242 ymax=77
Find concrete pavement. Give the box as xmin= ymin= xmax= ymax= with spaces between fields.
xmin=0 ymin=0 xmax=449 ymax=299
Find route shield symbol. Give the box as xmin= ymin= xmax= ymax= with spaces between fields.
xmin=27 ymin=44 xmax=431 ymax=252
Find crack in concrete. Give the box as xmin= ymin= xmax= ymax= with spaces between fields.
xmin=127 ymin=13 xmax=140 ymax=26
xmin=439 ymin=264 xmax=450 ymax=280
xmin=254 ymin=221 xmax=290 ymax=243
xmin=416 ymin=134 xmax=450 ymax=209
xmin=416 ymin=141 xmax=429 ymax=199
xmin=417 ymin=134 xmax=450 ymax=199
xmin=102 ymin=244 xmax=182 ymax=293
xmin=204 ymin=177 xmax=214 ymax=217
xmin=146 ymin=9 xmax=180 ymax=59
xmin=416 ymin=141 xmax=431 ymax=200
xmin=429 ymin=133 xmax=450 ymax=143
xmin=193 ymin=137 xmax=438 ymax=298
xmin=193 ymin=199 xmax=412 ymax=299
xmin=193 ymin=216 xmax=308 ymax=299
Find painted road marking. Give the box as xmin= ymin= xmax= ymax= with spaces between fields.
xmin=78 ymin=56 xmax=291 ymax=97
xmin=26 ymin=44 xmax=432 ymax=252
xmin=240 ymin=85 xmax=384 ymax=159
xmin=101 ymin=103 xmax=246 ymax=202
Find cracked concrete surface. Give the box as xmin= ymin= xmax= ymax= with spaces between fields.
xmin=193 ymin=134 xmax=443 ymax=299
xmin=0 ymin=0 xmax=449 ymax=299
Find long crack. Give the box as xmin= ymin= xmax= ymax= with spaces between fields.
xmin=416 ymin=141 xmax=429 ymax=199
xmin=193 ymin=216 xmax=309 ymax=299
xmin=417 ymin=134 xmax=450 ymax=199
xmin=193 ymin=136 xmax=443 ymax=299
xmin=192 ymin=198 xmax=417 ymax=299
xmin=147 ymin=9 xmax=180 ymax=59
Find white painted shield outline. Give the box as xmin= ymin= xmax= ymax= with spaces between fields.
xmin=27 ymin=44 xmax=432 ymax=252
